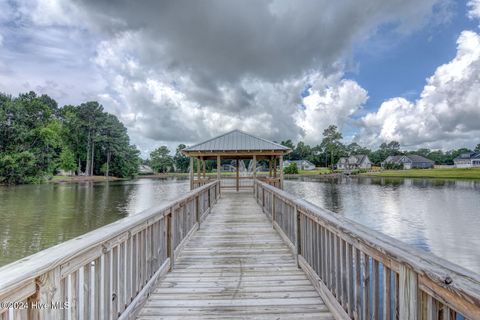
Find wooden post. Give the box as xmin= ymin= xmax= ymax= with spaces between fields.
xmin=272 ymin=192 xmax=275 ymax=227
xmin=279 ymin=155 xmax=284 ymax=189
xmin=167 ymin=211 xmax=174 ymax=271
xmin=33 ymin=267 xmax=63 ymax=320
xmin=195 ymin=195 xmax=200 ymax=229
xmin=189 ymin=157 xmax=194 ymax=190
xmin=294 ymin=205 xmax=301 ymax=268
xmin=236 ymin=157 xmax=240 ymax=192
xmin=202 ymin=157 xmax=206 ymax=178
xmin=399 ymin=265 xmax=418 ymax=320
xmin=216 ymin=155 xmax=221 ymax=182
xmin=253 ymin=155 xmax=257 ymax=196
xmin=269 ymin=157 xmax=272 ymax=178
xmin=196 ymin=157 xmax=201 ymax=181
xmin=273 ymin=156 xmax=277 ymax=178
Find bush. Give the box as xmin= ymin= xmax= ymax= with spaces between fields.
xmin=284 ymin=162 xmax=299 ymax=174
xmin=383 ymin=162 xmax=403 ymax=170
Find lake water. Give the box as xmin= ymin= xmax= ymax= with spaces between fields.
xmin=284 ymin=176 xmax=480 ymax=274
xmin=1 ymin=176 xmax=479 ymax=274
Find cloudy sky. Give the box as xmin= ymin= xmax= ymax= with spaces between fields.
xmin=1 ymin=0 xmax=480 ymax=156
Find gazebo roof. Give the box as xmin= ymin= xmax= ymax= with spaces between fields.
xmin=183 ymin=130 xmax=290 ymax=154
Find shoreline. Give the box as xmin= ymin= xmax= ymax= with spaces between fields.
xmin=49 ymin=175 xmax=124 ymax=183
xmin=359 ymin=168 xmax=480 ymax=180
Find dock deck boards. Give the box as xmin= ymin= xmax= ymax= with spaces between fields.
xmin=137 ymin=191 xmax=333 ymax=319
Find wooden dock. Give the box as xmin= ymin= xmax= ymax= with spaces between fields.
xmin=1 ymin=179 xmax=480 ymax=320
xmin=137 ymin=191 xmax=333 ymax=319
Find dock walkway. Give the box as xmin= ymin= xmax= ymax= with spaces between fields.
xmin=137 ymin=191 xmax=333 ymax=319
xmin=1 ymin=179 xmax=477 ymax=320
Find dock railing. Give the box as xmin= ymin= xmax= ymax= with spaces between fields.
xmin=254 ymin=179 xmax=480 ymax=320
xmin=0 ymin=180 xmax=220 ymax=320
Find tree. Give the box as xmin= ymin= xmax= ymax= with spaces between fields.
xmin=174 ymin=144 xmax=190 ymax=172
xmin=346 ymin=142 xmax=371 ymax=156
xmin=0 ymin=91 xmax=61 ymax=182
xmin=280 ymin=140 xmax=295 ymax=160
xmin=284 ymin=162 xmax=299 ymax=174
xmin=97 ymin=114 xmax=129 ymax=177
xmin=59 ymin=148 xmax=76 ymax=174
xmin=295 ymin=142 xmax=312 ymax=160
xmin=321 ymin=125 xmax=343 ymax=169
xmin=76 ymin=101 xmax=104 ymax=176
xmin=0 ymin=151 xmax=36 ymax=184
xmin=475 ymin=144 xmax=480 ymax=152
xmin=150 ymin=146 xmax=174 ymax=173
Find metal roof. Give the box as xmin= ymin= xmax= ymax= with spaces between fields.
xmin=454 ymin=152 xmax=480 ymax=160
xmin=183 ymin=130 xmax=290 ymax=152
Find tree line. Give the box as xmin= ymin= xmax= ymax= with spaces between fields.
xmin=281 ymin=125 xmax=480 ymax=169
xmin=147 ymin=125 xmax=480 ymax=173
xmin=0 ymin=91 xmax=140 ymax=184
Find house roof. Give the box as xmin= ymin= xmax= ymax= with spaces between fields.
xmin=384 ymin=155 xmax=403 ymax=163
xmin=183 ymin=130 xmax=291 ymax=153
xmin=404 ymin=154 xmax=435 ymax=163
xmin=454 ymin=152 xmax=480 ymax=161
xmin=337 ymin=154 xmax=369 ymax=164
xmin=384 ymin=154 xmax=434 ymax=164
xmin=284 ymin=160 xmax=314 ymax=166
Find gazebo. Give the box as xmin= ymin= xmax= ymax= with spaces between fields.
xmin=182 ymin=130 xmax=291 ymax=191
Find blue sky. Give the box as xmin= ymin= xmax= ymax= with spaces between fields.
xmin=1 ymin=0 xmax=480 ymax=155
xmin=349 ymin=0 xmax=476 ymax=112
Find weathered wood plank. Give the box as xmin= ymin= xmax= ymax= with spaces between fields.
xmin=137 ymin=191 xmax=333 ymax=319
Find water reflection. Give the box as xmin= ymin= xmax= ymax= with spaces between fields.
xmin=284 ymin=176 xmax=480 ymax=274
xmin=2 ymin=176 xmax=479 ymax=274
xmin=0 ymin=177 xmax=189 ymax=266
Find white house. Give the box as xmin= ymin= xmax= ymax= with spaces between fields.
xmin=138 ymin=165 xmax=154 ymax=174
xmin=453 ymin=152 xmax=480 ymax=168
xmin=336 ymin=155 xmax=371 ymax=170
xmin=381 ymin=155 xmax=434 ymax=169
xmin=283 ymin=160 xmax=316 ymax=171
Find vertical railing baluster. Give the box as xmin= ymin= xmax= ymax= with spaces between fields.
xmin=383 ymin=266 xmax=391 ymax=320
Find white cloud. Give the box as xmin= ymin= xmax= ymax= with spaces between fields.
xmin=357 ymin=30 xmax=480 ymax=149
xmin=0 ymin=0 xmax=451 ymax=153
xmin=298 ymin=74 xmax=368 ymax=144
xmin=468 ymin=0 xmax=480 ymax=20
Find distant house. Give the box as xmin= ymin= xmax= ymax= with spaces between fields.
xmin=453 ymin=152 xmax=480 ymax=168
xmin=381 ymin=155 xmax=434 ymax=169
xmin=283 ymin=160 xmax=316 ymax=171
xmin=337 ymin=155 xmax=371 ymax=170
xmin=138 ymin=165 xmax=154 ymax=175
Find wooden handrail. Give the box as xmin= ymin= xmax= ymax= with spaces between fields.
xmin=0 ymin=180 xmax=221 ymax=320
xmin=254 ymin=179 xmax=480 ymax=320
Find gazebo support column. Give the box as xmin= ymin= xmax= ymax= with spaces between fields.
xmin=268 ymin=157 xmax=272 ymax=178
xmin=273 ymin=156 xmax=277 ymax=178
xmin=202 ymin=157 xmax=206 ymax=178
xmin=197 ymin=157 xmax=201 ymax=180
xmin=252 ymin=155 xmax=256 ymax=179
xmin=189 ymin=157 xmax=194 ymax=190
xmin=279 ymin=155 xmax=284 ymax=189
xmin=217 ymin=155 xmax=221 ymax=182
xmin=236 ymin=157 xmax=240 ymax=192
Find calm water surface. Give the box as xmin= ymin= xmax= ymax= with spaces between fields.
xmin=0 ymin=178 xmax=189 ymax=266
xmin=285 ymin=176 xmax=480 ymax=274
xmin=1 ymin=176 xmax=479 ymax=274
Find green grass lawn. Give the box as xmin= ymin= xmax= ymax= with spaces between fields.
xmin=361 ymin=168 xmax=480 ymax=179
xmin=297 ymin=168 xmax=331 ymax=175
